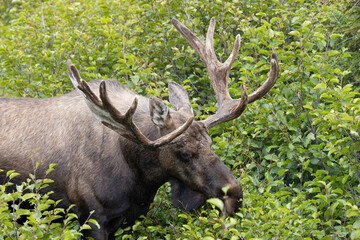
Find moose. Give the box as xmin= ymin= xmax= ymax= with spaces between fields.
xmin=0 ymin=18 xmax=279 ymax=239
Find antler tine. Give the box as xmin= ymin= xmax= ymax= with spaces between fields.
xmin=67 ymin=60 xmax=81 ymax=86
xmin=223 ymin=34 xmax=241 ymax=70
xmin=171 ymin=19 xmax=207 ymax=64
xmin=78 ymin=80 xmax=103 ymax=107
xmin=98 ymin=81 xmax=147 ymax=143
xmin=172 ymin=18 xmax=279 ymax=129
xmin=205 ymin=17 xmax=217 ymax=62
xmin=152 ymin=116 xmax=194 ymax=148
xmin=248 ymin=53 xmax=279 ymax=103
xmin=99 ymin=81 xmax=135 ymax=126
xmin=172 ymin=18 xmax=241 ymax=106
xmin=203 ymin=84 xmax=248 ymax=129
xmin=204 ymin=17 xmax=241 ymax=70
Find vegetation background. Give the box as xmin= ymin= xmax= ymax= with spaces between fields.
xmin=0 ymin=0 xmax=360 ymax=239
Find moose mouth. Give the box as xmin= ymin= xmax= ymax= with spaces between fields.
xmin=222 ymin=195 xmax=243 ymax=216
xmin=210 ymin=182 xmax=243 ymax=216
xmin=201 ymin=185 xmax=243 ymax=216
xmin=170 ymin=178 xmax=242 ymax=215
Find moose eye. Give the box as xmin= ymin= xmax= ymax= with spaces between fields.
xmin=177 ymin=150 xmax=193 ymax=163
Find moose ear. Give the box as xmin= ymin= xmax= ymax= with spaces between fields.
xmin=168 ymin=82 xmax=193 ymax=115
xmin=149 ymin=97 xmax=171 ymax=128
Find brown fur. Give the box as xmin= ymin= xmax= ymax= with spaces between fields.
xmin=0 ymin=80 xmax=242 ymax=239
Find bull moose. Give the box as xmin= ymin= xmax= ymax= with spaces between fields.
xmin=0 ymin=18 xmax=279 ymax=239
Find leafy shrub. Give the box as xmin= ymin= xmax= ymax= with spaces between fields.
xmin=1 ymin=0 xmax=360 ymax=239
xmin=326 ymin=1 xmax=360 ymax=82
xmin=0 ymin=165 xmax=97 ymax=240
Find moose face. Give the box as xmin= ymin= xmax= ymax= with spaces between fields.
xmin=157 ymin=118 xmax=243 ymax=215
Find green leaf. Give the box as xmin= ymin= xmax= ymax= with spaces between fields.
xmin=202 ymin=237 xmax=215 ymax=240
xmin=353 ymin=219 xmax=360 ymax=229
xmin=313 ymin=32 xmax=325 ymax=39
xmin=278 ymin=169 xmax=287 ymax=176
xmin=207 ymin=198 xmax=224 ymax=211
xmin=89 ymin=219 xmax=100 ymax=229
xmin=302 ymin=20 xmax=311 ymax=27
xmin=346 ymin=210 xmax=360 ymax=218
xmin=306 ymin=133 xmax=315 ymax=141
xmin=6 ymin=170 xmax=16 ymax=177
xmin=222 ymin=186 xmax=229 ymax=195
xmin=46 ymin=163 xmax=57 ymax=174
xmin=178 ymin=214 xmax=188 ymax=219
xmin=288 ymin=30 xmax=300 ymax=36
xmin=80 ymin=224 xmax=92 ymax=230
xmin=23 ymin=193 xmax=36 ymax=200
xmin=15 ymin=208 xmax=31 ymax=216
xmin=327 ymin=50 xmax=340 ymax=57
xmin=8 ymin=172 xmax=20 ymax=180
xmin=242 ymin=56 xmax=254 ymax=61
xmin=270 ymin=17 xmax=280 ymax=23
xmin=351 ymin=230 xmax=360 ymax=239
xmin=314 ymin=83 xmax=326 ymax=89
xmin=330 ymin=34 xmax=342 ymax=39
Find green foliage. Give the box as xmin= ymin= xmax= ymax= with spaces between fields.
xmin=0 ymin=167 xmax=96 ymax=239
xmin=1 ymin=0 xmax=360 ymax=239
xmin=325 ymin=0 xmax=360 ymax=82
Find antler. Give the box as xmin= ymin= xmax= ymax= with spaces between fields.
xmin=67 ymin=60 xmax=193 ymax=148
xmin=172 ymin=18 xmax=279 ymax=129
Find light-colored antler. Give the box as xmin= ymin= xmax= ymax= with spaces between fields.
xmin=67 ymin=60 xmax=193 ymax=148
xmin=172 ymin=18 xmax=279 ymax=129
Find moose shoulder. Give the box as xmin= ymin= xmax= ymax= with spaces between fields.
xmin=0 ymin=18 xmax=279 ymax=239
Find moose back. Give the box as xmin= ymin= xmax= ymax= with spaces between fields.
xmin=0 ymin=18 xmax=278 ymax=239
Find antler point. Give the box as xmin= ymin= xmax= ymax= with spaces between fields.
xmin=171 ymin=18 xmax=178 ymax=25
xmin=133 ymin=97 xmax=138 ymax=105
xmin=99 ymin=80 xmax=107 ymax=96
xmin=271 ymin=53 xmax=278 ymax=61
xmin=241 ymin=83 xmax=247 ymax=92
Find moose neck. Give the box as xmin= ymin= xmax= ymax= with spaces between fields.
xmin=119 ymin=136 xmax=169 ymax=198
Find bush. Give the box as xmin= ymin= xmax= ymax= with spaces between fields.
xmin=0 ymin=165 xmax=97 ymax=240
xmin=1 ymin=0 xmax=359 ymax=239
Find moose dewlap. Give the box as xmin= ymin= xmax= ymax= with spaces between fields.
xmin=0 ymin=18 xmax=278 ymax=239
